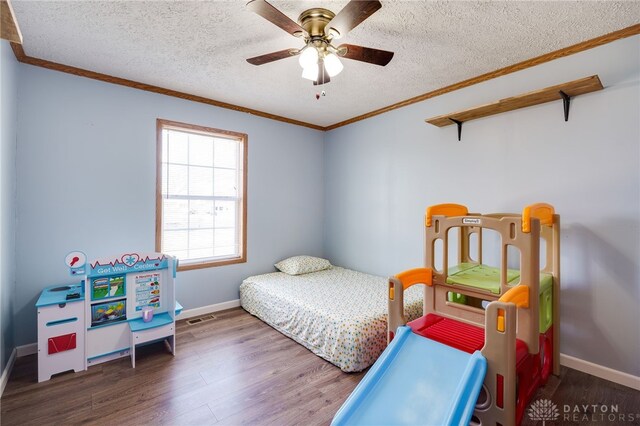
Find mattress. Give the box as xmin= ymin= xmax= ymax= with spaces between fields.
xmin=240 ymin=267 xmax=424 ymax=372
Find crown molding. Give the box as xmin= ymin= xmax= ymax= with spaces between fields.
xmin=324 ymin=23 xmax=640 ymax=130
xmin=10 ymin=24 xmax=640 ymax=132
xmin=9 ymin=43 xmax=324 ymax=131
xmin=1 ymin=0 xmax=22 ymax=44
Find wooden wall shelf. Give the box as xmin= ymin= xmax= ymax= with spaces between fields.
xmin=425 ymin=75 xmax=604 ymax=140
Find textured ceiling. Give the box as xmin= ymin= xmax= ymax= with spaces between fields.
xmin=12 ymin=1 xmax=640 ymax=127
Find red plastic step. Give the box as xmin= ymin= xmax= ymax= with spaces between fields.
xmin=409 ymin=314 xmax=484 ymax=353
xmin=408 ymin=314 xmax=528 ymax=363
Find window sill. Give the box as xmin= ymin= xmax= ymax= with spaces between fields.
xmin=177 ymin=256 xmax=246 ymax=272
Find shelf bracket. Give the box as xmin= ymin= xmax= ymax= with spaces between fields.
xmin=559 ymin=90 xmax=571 ymax=121
xmin=450 ymin=119 xmax=463 ymax=141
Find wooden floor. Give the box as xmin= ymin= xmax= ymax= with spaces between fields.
xmin=1 ymin=307 xmax=638 ymax=425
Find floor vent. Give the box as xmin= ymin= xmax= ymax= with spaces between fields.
xmin=186 ymin=314 xmax=217 ymax=325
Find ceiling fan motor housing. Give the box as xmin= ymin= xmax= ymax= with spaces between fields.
xmin=297 ymin=8 xmax=336 ymax=38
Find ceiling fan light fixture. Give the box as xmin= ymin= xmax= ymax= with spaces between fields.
xmin=298 ymin=46 xmax=319 ymax=69
xmin=247 ymin=0 xmax=393 ymax=83
xmin=324 ymin=52 xmax=343 ymax=77
xmin=301 ymin=63 xmax=319 ymax=81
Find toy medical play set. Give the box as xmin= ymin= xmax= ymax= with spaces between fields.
xmin=36 ymin=252 xmax=182 ymax=382
xmin=333 ymin=203 xmax=560 ymax=426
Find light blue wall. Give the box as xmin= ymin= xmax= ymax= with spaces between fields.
xmin=8 ymin=34 xmax=640 ymax=379
xmin=15 ymin=65 xmax=324 ymax=346
xmin=324 ymin=36 xmax=640 ymax=376
xmin=0 ymin=40 xmax=18 ymax=371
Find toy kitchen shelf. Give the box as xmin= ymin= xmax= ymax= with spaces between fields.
xmin=425 ymin=75 xmax=604 ymax=141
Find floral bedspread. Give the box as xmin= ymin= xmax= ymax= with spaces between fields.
xmin=240 ymin=267 xmax=424 ymax=372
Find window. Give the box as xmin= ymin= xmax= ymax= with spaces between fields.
xmin=156 ymin=119 xmax=247 ymax=271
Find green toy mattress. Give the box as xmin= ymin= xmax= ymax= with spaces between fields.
xmin=446 ymin=262 xmax=552 ymax=295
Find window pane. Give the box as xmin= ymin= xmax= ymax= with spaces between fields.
xmin=215 ymin=228 xmax=235 ymax=247
xmin=189 ymin=134 xmax=214 ymax=167
xmin=214 ymin=168 xmax=237 ymax=197
xmin=161 ymin=163 xmax=168 ymax=195
xmin=158 ymin=122 xmax=245 ymax=268
xmin=162 ymin=131 xmax=168 ymax=164
xmin=214 ymin=201 xmax=236 ymax=228
xmin=166 ymin=249 xmax=189 ymax=260
xmin=163 ymin=199 xmax=188 ymax=230
xmin=214 ymin=138 xmax=238 ymax=169
xmin=190 ymin=200 xmax=214 ymax=229
xmin=167 ymin=164 xmax=188 ymax=196
xmin=189 ymin=229 xmax=213 ymax=250
xmin=164 ymin=230 xmax=188 ymax=251
xmin=167 ymin=131 xmax=188 ymax=164
xmin=214 ymin=245 xmax=237 ymax=257
xmin=189 ymin=248 xmax=214 ymax=260
xmin=189 ymin=166 xmax=214 ymax=196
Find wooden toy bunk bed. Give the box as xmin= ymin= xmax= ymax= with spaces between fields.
xmin=388 ymin=203 xmax=560 ymax=425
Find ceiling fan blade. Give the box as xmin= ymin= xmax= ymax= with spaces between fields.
xmin=313 ymin=61 xmax=330 ymax=86
xmin=324 ymin=0 xmax=382 ymax=39
xmin=247 ymin=0 xmax=307 ymax=37
xmin=337 ymin=44 xmax=394 ymax=66
xmin=247 ymin=49 xmax=299 ymax=66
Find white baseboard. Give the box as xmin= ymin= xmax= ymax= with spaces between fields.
xmin=560 ymin=353 xmax=640 ymax=391
xmin=1 ymin=348 xmax=17 ymax=397
xmin=179 ymin=299 xmax=241 ymax=320
xmin=16 ymin=343 xmax=37 ymax=357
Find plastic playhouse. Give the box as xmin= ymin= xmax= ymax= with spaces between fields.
xmin=332 ymin=203 xmax=560 ymax=426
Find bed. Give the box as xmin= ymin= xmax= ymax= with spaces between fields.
xmin=240 ymin=266 xmax=424 ymax=372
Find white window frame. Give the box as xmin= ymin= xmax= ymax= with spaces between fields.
xmin=156 ymin=119 xmax=247 ymax=271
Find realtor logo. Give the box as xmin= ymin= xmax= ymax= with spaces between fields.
xmin=528 ymin=399 xmax=560 ymax=425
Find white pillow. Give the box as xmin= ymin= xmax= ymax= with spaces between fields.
xmin=274 ymin=256 xmax=332 ymax=275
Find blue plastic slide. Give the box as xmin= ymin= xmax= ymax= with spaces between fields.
xmin=332 ymin=326 xmax=487 ymax=426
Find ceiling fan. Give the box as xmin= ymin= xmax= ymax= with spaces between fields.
xmin=246 ymin=0 xmax=394 ymax=85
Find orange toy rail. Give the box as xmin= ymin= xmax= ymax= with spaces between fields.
xmin=522 ymin=203 xmax=555 ymax=233
xmin=389 ymin=268 xmax=432 ymax=300
xmin=425 ymin=203 xmax=469 ymax=227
